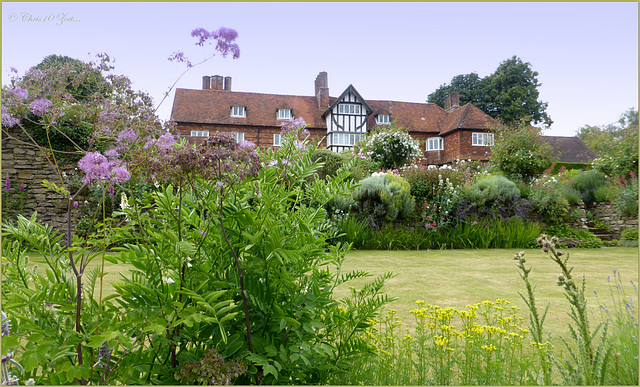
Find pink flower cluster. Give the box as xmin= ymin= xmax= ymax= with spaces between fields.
xmin=78 ymin=152 xmax=130 ymax=185
xmin=422 ymin=201 xmax=438 ymax=230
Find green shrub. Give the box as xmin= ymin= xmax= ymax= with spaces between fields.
xmin=351 ymin=173 xmax=415 ymax=227
xmin=544 ymin=224 xmax=603 ymax=248
xmin=549 ymin=162 xmax=592 ymax=174
xmin=311 ymin=148 xmax=349 ymax=180
xmin=571 ymin=170 xmax=607 ymax=206
xmin=620 ymin=227 xmax=638 ymax=247
xmin=464 ymin=175 xmax=520 ymax=207
xmin=615 ymin=180 xmax=638 ymax=217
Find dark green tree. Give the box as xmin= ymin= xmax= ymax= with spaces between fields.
xmin=427 ymin=56 xmax=552 ymax=127
xmin=427 ymin=73 xmax=484 ymax=107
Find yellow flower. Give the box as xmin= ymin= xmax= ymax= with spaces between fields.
xmin=481 ymin=344 xmax=497 ymax=352
xmin=415 ymin=299 xmax=427 ymax=306
xmin=481 ymin=300 xmax=494 ymax=306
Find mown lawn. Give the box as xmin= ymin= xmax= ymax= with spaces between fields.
xmin=334 ymin=247 xmax=639 ymax=344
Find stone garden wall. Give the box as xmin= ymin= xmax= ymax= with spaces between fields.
xmin=590 ymin=202 xmax=638 ymax=235
xmin=1 ymin=126 xmax=84 ymax=237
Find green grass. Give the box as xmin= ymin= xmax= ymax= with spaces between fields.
xmin=334 ymin=247 xmax=639 ymax=345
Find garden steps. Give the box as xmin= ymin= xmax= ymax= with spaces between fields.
xmin=587 ymin=227 xmax=616 ymax=241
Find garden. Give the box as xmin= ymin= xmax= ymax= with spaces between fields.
xmin=1 ymin=28 xmax=638 ymax=386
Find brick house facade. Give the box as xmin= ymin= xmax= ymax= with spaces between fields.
xmin=170 ymin=72 xmax=501 ymax=164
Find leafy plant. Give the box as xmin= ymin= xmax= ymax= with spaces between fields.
xmin=356 ymin=122 xmax=422 ymax=170
xmin=351 ymin=172 xmax=415 ymax=228
xmin=571 ymin=169 xmax=607 ymax=207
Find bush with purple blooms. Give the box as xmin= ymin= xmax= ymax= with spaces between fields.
xmin=1 ymin=28 xmax=395 ymax=385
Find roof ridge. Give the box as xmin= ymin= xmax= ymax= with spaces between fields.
xmin=457 ymin=103 xmax=472 ymax=129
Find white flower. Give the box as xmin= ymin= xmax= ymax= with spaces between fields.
xmin=25 ymin=378 xmax=36 ymax=385
xmin=163 ymin=277 xmax=175 ymax=284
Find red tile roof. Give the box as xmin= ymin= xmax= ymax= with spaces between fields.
xmin=171 ymin=87 xmax=499 ymax=135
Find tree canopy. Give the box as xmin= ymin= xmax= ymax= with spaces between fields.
xmin=577 ymin=107 xmax=638 ymax=177
xmin=427 ymin=56 xmax=552 ymax=127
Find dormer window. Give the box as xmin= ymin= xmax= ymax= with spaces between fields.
xmin=338 ymin=103 xmax=361 ymax=115
xmin=231 ymin=106 xmax=246 ymax=118
xmin=376 ymin=114 xmax=390 ymax=125
xmin=277 ymin=109 xmax=292 ymax=120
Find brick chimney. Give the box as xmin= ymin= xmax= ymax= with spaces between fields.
xmin=444 ymin=92 xmax=460 ymax=110
xmin=211 ymin=75 xmax=224 ymax=90
xmin=315 ymin=71 xmax=329 ymax=108
xmin=202 ymin=76 xmax=211 ymax=90
xmin=224 ymin=76 xmax=232 ymax=91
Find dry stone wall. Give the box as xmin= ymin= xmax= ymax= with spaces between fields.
xmin=2 ymin=126 xmax=85 ymax=238
xmin=590 ymin=202 xmax=638 ymax=235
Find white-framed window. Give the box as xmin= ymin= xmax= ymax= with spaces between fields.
xmin=338 ymin=103 xmax=362 ymax=115
xmin=277 ymin=109 xmax=292 ymax=120
xmin=273 ymin=134 xmax=282 ymax=147
xmin=331 ymin=133 xmax=366 ymax=146
xmin=376 ymin=114 xmax=390 ymax=125
xmin=191 ymin=130 xmax=210 ymax=138
xmin=472 ymin=132 xmax=494 ymax=146
xmin=234 ymin=132 xmax=244 ymax=143
xmin=427 ymin=137 xmax=444 ymax=151
xmin=230 ymin=106 xmax=246 ymax=118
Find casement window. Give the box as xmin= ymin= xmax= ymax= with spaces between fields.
xmin=472 ymin=132 xmax=494 ymax=146
xmin=331 ymin=133 xmax=366 ymax=146
xmin=230 ymin=106 xmax=246 ymax=118
xmin=277 ymin=109 xmax=292 ymax=120
xmin=234 ymin=132 xmax=244 ymax=143
xmin=427 ymin=137 xmax=444 ymax=151
xmin=191 ymin=130 xmax=209 ymax=138
xmin=376 ymin=114 xmax=390 ymax=125
xmin=338 ymin=103 xmax=362 ymax=115
xmin=273 ymin=134 xmax=282 ymax=147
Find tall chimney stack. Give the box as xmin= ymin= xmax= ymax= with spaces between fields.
xmin=211 ymin=75 xmax=224 ymax=90
xmin=444 ymin=92 xmax=460 ymax=110
xmin=224 ymin=76 xmax=232 ymax=91
xmin=202 ymin=76 xmax=211 ymax=90
xmin=315 ymin=71 xmax=329 ymax=108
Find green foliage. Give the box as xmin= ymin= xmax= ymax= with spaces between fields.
xmin=544 ymin=224 xmax=603 ymax=248
xmin=428 ymin=56 xmax=551 ymax=126
xmin=337 ymin=218 xmax=541 ymax=250
xmin=311 ymin=148 xmax=349 ymax=180
xmin=490 ymin=120 xmax=555 ymax=182
xmin=549 ymin=162 xmax=592 ymax=174
xmin=571 ymin=170 xmax=607 ymax=207
xmin=351 ymin=173 xmax=415 ymax=228
xmin=357 ymin=122 xmax=422 ymax=170
xmin=615 ymin=177 xmax=638 ymax=217
xmin=580 ymin=108 xmax=638 ymax=178
xmin=464 ymin=175 xmax=520 ymax=207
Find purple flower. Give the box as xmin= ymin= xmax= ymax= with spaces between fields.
xmin=238 ymin=140 xmax=256 ymax=150
xmin=2 ymin=106 xmax=20 ymax=127
xmin=168 ymin=51 xmax=193 ymax=68
xmin=117 ymin=129 xmax=139 ymax=145
xmin=110 ymin=166 xmax=131 ymax=184
xmin=280 ymin=116 xmax=308 ymax=137
xmin=73 ymin=201 xmax=79 ymax=208
xmin=78 ymin=152 xmax=117 ymax=184
xmin=5 ymin=176 xmax=9 ymax=192
xmin=267 ymin=160 xmax=278 ymax=168
xmin=30 ymin=98 xmax=53 ymax=117
xmin=104 ymin=148 xmax=120 ymax=159
xmin=190 ymin=27 xmax=240 ymax=59
xmin=19 ymin=184 xmax=24 ymax=192
xmin=1 ymin=311 xmax=10 ymax=337
xmin=10 ymin=87 xmax=28 ymax=100
xmin=145 ymin=132 xmax=176 ymax=152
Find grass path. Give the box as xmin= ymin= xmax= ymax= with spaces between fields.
xmin=334 ymin=247 xmax=639 ymax=343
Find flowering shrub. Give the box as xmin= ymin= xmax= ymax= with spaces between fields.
xmin=358 ymin=123 xmax=421 ymax=170
xmin=570 ymin=169 xmax=607 ymax=207
xmin=420 ymin=175 xmax=462 ymax=230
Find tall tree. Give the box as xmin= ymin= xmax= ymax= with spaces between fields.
xmin=427 ymin=56 xmax=552 ymax=127
xmin=577 ymin=107 xmax=638 ymax=176
xmin=427 ymin=73 xmax=484 ymax=107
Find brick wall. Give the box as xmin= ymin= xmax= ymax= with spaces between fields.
xmin=177 ymin=123 xmax=327 ymax=149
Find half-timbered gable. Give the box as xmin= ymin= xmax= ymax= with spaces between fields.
xmin=323 ymin=85 xmax=372 ymax=152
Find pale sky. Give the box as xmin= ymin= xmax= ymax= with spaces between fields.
xmin=2 ymin=1 xmax=638 ymax=137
